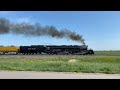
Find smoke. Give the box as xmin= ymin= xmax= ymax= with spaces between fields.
xmin=0 ymin=18 xmax=85 ymax=45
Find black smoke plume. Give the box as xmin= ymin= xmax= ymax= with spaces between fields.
xmin=0 ymin=18 xmax=85 ymax=44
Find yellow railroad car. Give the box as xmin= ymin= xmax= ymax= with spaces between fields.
xmin=0 ymin=46 xmax=19 ymax=53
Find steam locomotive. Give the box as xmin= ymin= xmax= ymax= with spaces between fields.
xmin=0 ymin=45 xmax=94 ymax=55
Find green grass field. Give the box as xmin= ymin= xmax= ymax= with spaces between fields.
xmin=0 ymin=53 xmax=120 ymax=74
xmin=95 ymin=50 xmax=120 ymax=56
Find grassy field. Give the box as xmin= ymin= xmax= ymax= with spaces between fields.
xmin=0 ymin=55 xmax=120 ymax=74
xmin=95 ymin=50 xmax=120 ymax=56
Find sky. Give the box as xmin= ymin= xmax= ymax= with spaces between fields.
xmin=0 ymin=11 xmax=120 ymax=50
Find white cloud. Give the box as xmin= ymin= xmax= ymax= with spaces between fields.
xmin=16 ymin=16 xmax=33 ymax=23
xmin=18 ymin=17 xmax=30 ymax=23
xmin=0 ymin=11 xmax=14 ymax=14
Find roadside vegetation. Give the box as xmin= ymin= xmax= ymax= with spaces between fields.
xmin=0 ymin=55 xmax=120 ymax=74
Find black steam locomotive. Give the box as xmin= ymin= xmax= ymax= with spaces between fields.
xmin=19 ymin=45 xmax=94 ymax=55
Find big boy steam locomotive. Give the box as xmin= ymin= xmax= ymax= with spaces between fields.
xmin=0 ymin=45 xmax=94 ymax=55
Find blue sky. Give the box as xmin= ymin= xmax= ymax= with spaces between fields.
xmin=0 ymin=11 xmax=120 ymax=50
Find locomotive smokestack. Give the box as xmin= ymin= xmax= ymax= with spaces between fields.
xmin=0 ymin=18 xmax=85 ymax=44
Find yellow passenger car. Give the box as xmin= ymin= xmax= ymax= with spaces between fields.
xmin=0 ymin=46 xmax=19 ymax=54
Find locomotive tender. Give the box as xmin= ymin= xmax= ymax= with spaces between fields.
xmin=0 ymin=45 xmax=94 ymax=55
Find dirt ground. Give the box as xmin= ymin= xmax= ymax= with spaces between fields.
xmin=1 ymin=54 xmax=119 ymax=59
xmin=0 ymin=71 xmax=120 ymax=79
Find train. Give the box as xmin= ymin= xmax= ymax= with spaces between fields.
xmin=0 ymin=45 xmax=94 ymax=55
